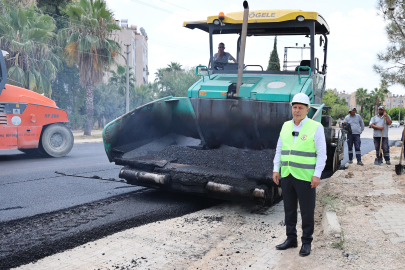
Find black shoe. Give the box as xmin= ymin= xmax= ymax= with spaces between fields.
xmin=276 ymin=239 xmax=298 ymax=250
xmin=299 ymin=243 xmax=311 ymax=257
xmin=386 ymin=160 xmax=391 ymax=165
xmin=357 ymin=161 xmax=364 ymax=166
xmin=348 ymin=160 xmax=353 ymax=164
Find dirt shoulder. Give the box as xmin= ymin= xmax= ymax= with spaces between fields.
xmin=278 ymin=146 xmax=405 ymax=270
xmin=15 ymin=146 xmax=405 ymax=270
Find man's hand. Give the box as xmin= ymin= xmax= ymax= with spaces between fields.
xmin=311 ymin=176 xmax=320 ymax=188
xmin=273 ymin=172 xmax=280 ymax=185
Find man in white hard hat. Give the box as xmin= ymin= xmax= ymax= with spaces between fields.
xmin=272 ymin=93 xmax=327 ymax=257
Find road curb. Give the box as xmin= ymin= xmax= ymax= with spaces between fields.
xmin=74 ymin=139 xmax=103 ymax=144
xmin=321 ymin=208 xmax=341 ymax=237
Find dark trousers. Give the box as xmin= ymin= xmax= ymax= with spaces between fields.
xmin=374 ymin=137 xmax=390 ymax=161
xmin=281 ymin=174 xmax=316 ymax=244
xmin=347 ymin=134 xmax=361 ymax=161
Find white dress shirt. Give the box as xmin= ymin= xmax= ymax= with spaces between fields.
xmin=273 ymin=116 xmax=327 ymax=178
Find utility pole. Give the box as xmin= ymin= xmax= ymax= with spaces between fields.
xmin=125 ymin=44 xmax=130 ymax=113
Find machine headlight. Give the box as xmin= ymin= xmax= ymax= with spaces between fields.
xmin=297 ymin=16 xmax=305 ymax=22
xmin=213 ymin=19 xmax=220 ymax=25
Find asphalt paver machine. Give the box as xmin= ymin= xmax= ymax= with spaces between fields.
xmin=103 ymin=7 xmax=345 ymax=204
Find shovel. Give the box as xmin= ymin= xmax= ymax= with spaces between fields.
xmin=395 ymin=128 xmax=405 ymax=175
xmin=374 ymin=116 xmax=385 ymax=165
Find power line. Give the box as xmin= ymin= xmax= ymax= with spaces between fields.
xmin=159 ymin=0 xmax=206 ymax=16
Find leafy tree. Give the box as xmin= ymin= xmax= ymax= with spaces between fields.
xmin=62 ymin=0 xmax=121 ymax=135
xmin=387 ymin=107 xmax=405 ymax=121
xmin=155 ymin=61 xmax=183 ymax=88
xmin=267 ymin=36 xmax=280 ymax=71
xmin=37 ymin=0 xmax=73 ymax=30
xmin=93 ymin=83 xmax=125 ymax=128
xmin=323 ymin=89 xmax=348 ymax=107
xmin=109 ymin=64 xmax=136 ymax=96
xmin=131 ymin=82 xmax=157 ymax=109
xmin=374 ymin=0 xmax=405 ymax=87
xmin=322 ymin=89 xmax=349 ymax=119
xmin=0 ymin=0 xmax=62 ymax=96
xmin=355 ymin=88 xmax=369 ymax=118
xmin=364 ymin=95 xmax=375 ymax=120
xmin=371 ymin=81 xmax=389 ymax=115
xmin=157 ymin=67 xmax=199 ymax=98
xmin=330 ymin=105 xmax=349 ymax=119
xmin=51 ymin=62 xmax=86 ymax=129
xmin=167 ymin=62 xmax=182 ymax=71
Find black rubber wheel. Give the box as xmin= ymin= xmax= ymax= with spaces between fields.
xmin=332 ymin=148 xmax=340 ymax=172
xmin=40 ymin=123 xmax=74 ymax=157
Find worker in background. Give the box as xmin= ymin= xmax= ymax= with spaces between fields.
xmin=371 ymin=106 xmax=392 ymax=165
xmin=343 ymin=107 xmax=365 ymax=165
xmin=272 ymin=93 xmax=326 ymax=257
xmin=214 ymin=42 xmax=237 ymax=63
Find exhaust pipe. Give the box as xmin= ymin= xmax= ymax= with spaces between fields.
xmin=119 ymin=168 xmax=170 ymax=185
xmin=235 ymin=1 xmax=249 ymax=97
xmin=206 ymin=181 xmax=265 ymax=199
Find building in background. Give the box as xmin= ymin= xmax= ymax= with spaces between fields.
xmin=109 ymin=19 xmax=149 ymax=85
xmin=336 ymin=90 xmax=356 ymax=107
xmin=385 ymin=93 xmax=405 ymax=110
xmin=336 ymin=90 xmax=405 ymax=110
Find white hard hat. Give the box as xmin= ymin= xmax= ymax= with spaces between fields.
xmin=291 ymin=93 xmax=310 ymax=107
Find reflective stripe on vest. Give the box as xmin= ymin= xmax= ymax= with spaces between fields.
xmin=280 ymin=119 xmax=320 ymax=181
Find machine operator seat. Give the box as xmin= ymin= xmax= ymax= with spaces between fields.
xmin=295 ymin=60 xmax=311 ymax=71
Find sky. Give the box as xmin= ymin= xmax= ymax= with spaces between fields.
xmin=105 ymin=0 xmax=403 ymax=95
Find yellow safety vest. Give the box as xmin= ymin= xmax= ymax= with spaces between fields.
xmin=280 ymin=119 xmax=320 ymax=181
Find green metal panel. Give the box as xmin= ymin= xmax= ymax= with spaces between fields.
xmin=215 ymin=76 xmax=262 ymax=84
xmin=308 ymin=104 xmax=325 ymax=123
xmin=187 ymin=73 xmax=316 ymax=102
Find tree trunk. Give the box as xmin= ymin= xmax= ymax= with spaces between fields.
xmin=84 ymin=83 xmax=94 ymax=136
xmin=375 ymin=96 xmax=379 ymax=116
xmin=360 ymin=105 xmax=363 ymax=118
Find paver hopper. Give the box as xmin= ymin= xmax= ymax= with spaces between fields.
xmin=103 ymin=6 xmax=344 ymax=204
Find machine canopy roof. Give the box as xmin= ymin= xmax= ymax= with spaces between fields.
xmin=183 ymin=9 xmax=330 ymax=35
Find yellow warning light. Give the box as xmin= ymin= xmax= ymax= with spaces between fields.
xmin=218 ymin=12 xmax=225 ymax=21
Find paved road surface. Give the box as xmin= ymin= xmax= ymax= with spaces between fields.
xmin=0 ymin=143 xmax=219 ymax=269
xmin=0 ymin=143 xmax=139 ymax=222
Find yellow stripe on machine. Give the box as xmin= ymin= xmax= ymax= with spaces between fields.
xmin=183 ymin=10 xmax=329 ymax=34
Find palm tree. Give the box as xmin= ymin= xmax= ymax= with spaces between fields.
xmin=371 ymin=81 xmax=390 ymax=115
xmin=355 ymin=88 xmax=369 ymax=118
xmin=132 ymin=82 xmax=156 ymax=108
xmin=166 ymin=62 xmax=182 ymax=72
xmin=0 ymin=0 xmax=61 ymax=96
xmin=62 ymin=0 xmax=120 ymax=135
xmin=109 ymin=64 xmax=136 ymax=95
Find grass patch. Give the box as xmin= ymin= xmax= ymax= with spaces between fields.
xmin=319 ymin=193 xmax=338 ymax=211
xmin=331 ymin=230 xmax=345 ymax=249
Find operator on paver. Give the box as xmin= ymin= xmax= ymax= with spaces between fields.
xmin=213 ymin=42 xmax=237 ymax=63
xmin=272 ymin=93 xmax=326 ymax=257
xmin=343 ymin=107 xmax=365 ymax=165
xmin=371 ymin=106 xmax=392 ymax=165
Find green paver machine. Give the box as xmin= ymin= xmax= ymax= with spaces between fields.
xmin=102 ymin=4 xmax=345 ymax=205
